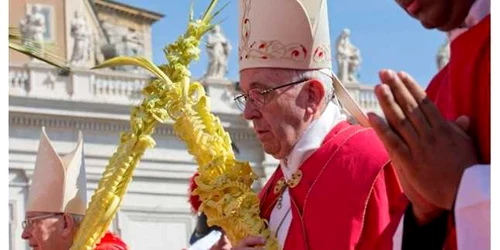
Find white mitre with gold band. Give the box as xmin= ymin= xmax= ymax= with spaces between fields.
xmin=238 ymin=0 xmax=370 ymax=126
xmin=26 ymin=127 xmax=87 ymax=215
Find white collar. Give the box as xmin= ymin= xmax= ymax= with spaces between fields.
xmin=448 ymin=0 xmax=490 ymax=41
xmin=280 ymin=102 xmax=346 ymax=180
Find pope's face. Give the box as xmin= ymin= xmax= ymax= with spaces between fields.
xmin=395 ymin=0 xmax=475 ymax=31
xmin=21 ymin=212 xmax=73 ymax=250
xmin=239 ymin=68 xmax=311 ymax=159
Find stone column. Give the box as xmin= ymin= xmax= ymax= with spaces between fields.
xmin=69 ymin=67 xmax=94 ymax=101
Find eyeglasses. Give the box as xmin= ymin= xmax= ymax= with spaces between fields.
xmin=233 ymin=79 xmax=309 ymax=111
xmin=22 ymin=213 xmax=63 ymax=230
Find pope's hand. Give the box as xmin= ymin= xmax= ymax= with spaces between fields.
xmin=231 ymin=236 xmax=265 ymax=250
xmin=209 ymin=233 xmax=232 ymax=250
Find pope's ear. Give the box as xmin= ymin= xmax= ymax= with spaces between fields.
xmin=61 ymin=214 xmax=76 ymax=237
xmin=306 ymin=79 xmax=326 ymax=112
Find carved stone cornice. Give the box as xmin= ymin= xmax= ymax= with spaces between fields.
xmin=94 ymin=0 xmax=164 ymax=24
xmin=9 ymin=109 xmax=257 ymax=141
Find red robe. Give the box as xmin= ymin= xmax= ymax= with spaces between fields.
xmin=428 ymin=15 xmax=490 ymax=250
xmin=258 ymin=121 xmax=407 ymax=249
xmin=392 ymin=15 xmax=491 ymax=250
xmin=427 ymin=15 xmax=490 ymax=164
xmin=95 ymin=231 xmax=129 ymax=250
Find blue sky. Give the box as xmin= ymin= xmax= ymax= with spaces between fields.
xmin=118 ymin=0 xmax=447 ymax=87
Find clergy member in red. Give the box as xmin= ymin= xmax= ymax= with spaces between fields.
xmin=21 ymin=128 xmax=130 ymax=250
xmin=231 ymin=0 xmax=407 ymax=249
xmin=367 ymin=0 xmax=490 ymax=249
xmin=95 ymin=231 xmax=129 ymax=250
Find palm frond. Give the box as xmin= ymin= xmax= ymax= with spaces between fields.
xmin=8 ymin=26 xmax=70 ymax=72
xmin=207 ymin=1 xmax=229 ymax=24
xmin=201 ymin=0 xmax=219 ymax=23
xmin=92 ymin=56 xmax=173 ymax=84
xmin=188 ymin=0 xmax=195 ymax=22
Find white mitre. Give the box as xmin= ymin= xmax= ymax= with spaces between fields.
xmin=26 ymin=127 xmax=87 ymax=215
xmin=238 ymin=0 xmax=370 ymax=126
xmin=238 ymin=0 xmax=332 ymax=70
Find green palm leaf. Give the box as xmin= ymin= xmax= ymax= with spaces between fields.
xmin=92 ymin=56 xmax=172 ymax=84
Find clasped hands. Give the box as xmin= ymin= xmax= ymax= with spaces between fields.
xmin=368 ymin=69 xmax=478 ymax=224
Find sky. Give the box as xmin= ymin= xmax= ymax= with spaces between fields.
xmin=118 ymin=0 xmax=448 ymax=87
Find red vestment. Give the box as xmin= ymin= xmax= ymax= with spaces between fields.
xmin=389 ymin=15 xmax=490 ymax=250
xmin=259 ymin=122 xmax=406 ymax=249
xmin=95 ymin=231 xmax=129 ymax=250
xmin=426 ymin=15 xmax=490 ymax=250
xmin=427 ymin=15 xmax=490 ymax=164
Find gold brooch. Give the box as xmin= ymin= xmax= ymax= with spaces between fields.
xmin=287 ymin=170 xmax=303 ymax=188
xmin=273 ymin=170 xmax=303 ymax=195
xmin=274 ymin=179 xmax=286 ymax=195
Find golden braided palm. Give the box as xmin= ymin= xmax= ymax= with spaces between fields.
xmin=8 ymin=27 xmax=69 ymax=72
xmin=70 ymin=1 xmax=278 ymax=249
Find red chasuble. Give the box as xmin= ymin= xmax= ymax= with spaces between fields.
xmin=95 ymin=231 xmax=129 ymax=250
xmin=259 ymin=121 xmax=407 ymax=250
xmin=425 ymin=15 xmax=490 ymax=250
xmin=427 ymin=15 xmax=490 ymax=164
